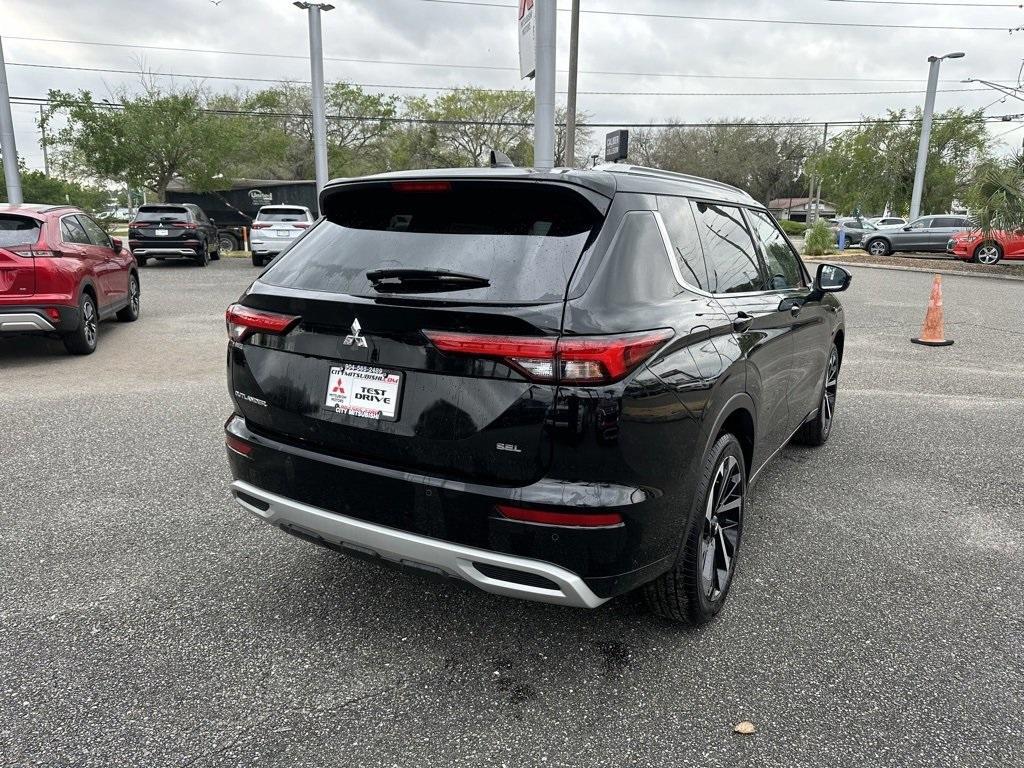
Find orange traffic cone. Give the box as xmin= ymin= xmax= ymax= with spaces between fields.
xmin=911 ymin=274 xmax=954 ymax=347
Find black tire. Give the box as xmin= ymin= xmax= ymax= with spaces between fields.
xmin=195 ymin=247 xmax=209 ymax=267
xmin=795 ymin=343 xmax=840 ymax=447
xmin=218 ymin=233 xmax=238 ymax=252
xmin=136 ymin=256 xmax=148 ymax=267
xmin=972 ymin=242 xmax=1002 ymax=265
xmin=251 ymin=253 xmax=264 ymax=268
xmin=210 ymin=247 xmax=221 ymax=261
xmin=116 ymin=272 xmax=140 ymax=322
xmin=865 ymin=238 xmax=890 ymax=257
xmin=63 ymin=291 xmax=99 ymax=355
xmin=644 ymin=433 xmax=746 ymax=625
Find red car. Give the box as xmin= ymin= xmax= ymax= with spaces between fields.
xmin=0 ymin=204 xmax=140 ymax=355
xmin=947 ymin=229 xmax=1024 ymax=265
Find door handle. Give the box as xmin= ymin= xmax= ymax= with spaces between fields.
xmin=732 ymin=311 xmax=754 ymax=332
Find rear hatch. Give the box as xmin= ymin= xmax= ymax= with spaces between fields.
xmin=228 ymin=178 xmax=609 ymax=486
xmin=131 ymin=206 xmax=194 ymax=241
xmin=0 ymin=214 xmax=42 ymax=297
xmin=254 ymin=207 xmax=311 ymax=241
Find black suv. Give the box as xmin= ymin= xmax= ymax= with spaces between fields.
xmin=129 ymin=203 xmax=220 ymax=267
xmin=224 ymin=166 xmax=851 ymax=624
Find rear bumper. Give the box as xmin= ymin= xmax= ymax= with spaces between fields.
xmin=231 ymin=479 xmax=608 ymax=608
xmin=250 ymin=240 xmax=289 ymax=255
xmin=130 ymin=239 xmax=201 ymax=257
xmin=0 ymin=304 xmax=81 ymax=333
xmin=225 ymin=414 xmax=670 ymax=601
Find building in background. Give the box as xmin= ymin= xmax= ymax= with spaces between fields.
xmin=768 ymin=197 xmax=837 ymax=222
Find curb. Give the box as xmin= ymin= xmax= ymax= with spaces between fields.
xmin=802 ymin=258 xmax=1024 ymax=284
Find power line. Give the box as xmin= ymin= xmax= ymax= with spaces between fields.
xmin=413 ymin=0 xmax=1024 ymax=31
xmin=13 ymin=93 xmax=1023 ymax=128
xmin=5 ymin=35 xmax=1008 ymax=84
xmin=827 ymin=0 xmax=1023 ymax=6
xmin=4 ymin=62 xmax=999 ymax=98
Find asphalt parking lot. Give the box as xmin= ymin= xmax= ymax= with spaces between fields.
xmin=2 ymin=258 xmax=1022 ymax=767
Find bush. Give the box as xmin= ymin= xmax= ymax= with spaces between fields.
xmin=779 ymin=219 xmax=807 ymax=236
xmin=803 ymin=219 xmax=836 ymax=256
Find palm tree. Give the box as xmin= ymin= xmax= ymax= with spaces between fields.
xmin=969 ymin=153 xmax=1024 ymax=234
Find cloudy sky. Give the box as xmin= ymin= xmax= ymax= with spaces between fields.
xmin=4 ymin=0 xmax=1024 ymax=170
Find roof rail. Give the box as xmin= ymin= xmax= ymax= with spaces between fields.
xmin=598 ymin=164 xmax=753 ymax=199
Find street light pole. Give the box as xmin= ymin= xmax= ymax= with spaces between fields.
xmin=910 ymin=51 xmax=965 ymax=220
xmin=564 ymin=0 xmax=581 ymax=168
xmin=533 ymin=0 xmax=557 ymax=171
xmin=0 ymin=36 xmax=23 ymax=204
xmin=294 ymin=1 xmax=334 ymax=194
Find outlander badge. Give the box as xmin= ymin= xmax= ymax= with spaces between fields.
xmin=343 ymin=318 xmax=368 ymax=348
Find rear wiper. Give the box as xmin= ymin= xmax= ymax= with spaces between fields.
xmin=366 ymin=268 xmax=490 ymax=294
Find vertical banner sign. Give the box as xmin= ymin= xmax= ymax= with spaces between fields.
xmin=519 ymin=0 xmax=536 ymax=79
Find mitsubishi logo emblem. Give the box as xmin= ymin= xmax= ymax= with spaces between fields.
xmin=343 ymin=317 xmax=368 ymax=348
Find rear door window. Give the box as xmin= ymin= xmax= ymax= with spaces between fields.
xmin=262 ymin=182 xmax=603 ymax=303
xmin=60 ymin=216 xmax=91 ymax=245
xmin=690 ymin=201 xmax=765 ymax=294
xmin=658 ymin=195 xmax=710 ymax=291
xmin=0 ymin=215 xmax=41 ymax=247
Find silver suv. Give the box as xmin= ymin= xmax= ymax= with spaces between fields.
xmin=860 ymin=215 xmax=972 ymax=256
xmin=250 ymin=205 xmax=315 ymax=267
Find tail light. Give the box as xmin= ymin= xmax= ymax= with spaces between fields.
xmin=292 ymin=222 xmax=310 ymax=228
xmin=226 ymin=304 xmax=300 ymax=342
xmin=392 ymin=181 xmax=451 ymax=193
xmin=9 ymin=247 xmax=63 ymax=258
xmin=251 ymin=223 xmax=270 ymax=229
xmin=226 ymin=434 xmax=253 ymax=457
xmin=496 ymin=504 xmax=623 ymax=528
xmin=423 ymin=329 xmax=673 ymax=385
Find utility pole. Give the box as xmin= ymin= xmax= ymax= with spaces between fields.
xmin=564 ymin=0 xmax=581 ymax=168
xmin=910 ymin=51 xmax=965 ymax=220
xmin=39 ymin=105 xmax=49 ymax=176
xmin=811 ymin=122 xmax=828 ymax=223
xmin=533 ymin=0 xmax=557 ymax=171
xmin=294 ymin=2 xmax=334 ymax=194
xmin=0 ymin=36 xmax=23 ymax=204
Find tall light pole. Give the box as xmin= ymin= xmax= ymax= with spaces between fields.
xmin=294 ymin=2 xmax=334 ymax=194
xmin=533 ymin=0 xmax=557 ymax=171
xmin=564 ymin=0 xmax=581 ymax=168
xmin=909 ymin=51 xmax=965 ymax=220
xmin=0 ymin=36 xmax=23 ymax=204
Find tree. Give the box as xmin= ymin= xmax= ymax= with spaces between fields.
xmin=966 ymin=153 xmax=1024 ymax=233
xmin=628 ymin=120 xmax=817 ymax=204
xmin=43 ymin=83 xmax=249 ymax=200
xmin=808 ymin=108 xmax=990 ymax=216
xmin=0 ymin=159 xmax=108 ymax=210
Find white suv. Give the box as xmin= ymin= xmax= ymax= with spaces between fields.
xmin=250 ymin=205 xmax=315 ymax=267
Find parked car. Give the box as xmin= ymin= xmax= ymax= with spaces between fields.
xmin=128 ymin=203 xmax=220 ymax=267
xmin=223 ymin=165 xmax=851 ymax=625
xmin=829 ymin=216 xmax=878 ymax=246
xmin=861 ymin=214 xmax=973 ymax=256
xmin=868 ymin=216 xmax=907 ymax=228
xmin=249 ymin=205 xmax=315 ymax=267
xmin=96 ymin=207 xmax=134 ymax=222
xmin=0 ymin=204 xmax=140 ymax=354
xmin=947 ymin=229 xmax=1024 ymax=264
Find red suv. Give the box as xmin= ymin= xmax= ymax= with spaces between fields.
xmin=0 ymin=204 xmax=140 ymax=354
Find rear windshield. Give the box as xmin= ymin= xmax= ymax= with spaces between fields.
xmin=261 ymin=182 xmax=603 ymax=303
xmin=135 ymin=206 xmax=189 ymax=222
xmin=0 ymin=215 xmax=42 ymax=247
xmin=258 ymin=208 xmax=308 ymax=222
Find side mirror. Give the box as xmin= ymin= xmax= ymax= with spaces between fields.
xmin=903 ymin=226 xmax=912 ymax=231
xmin=111 ymin=237 xmax=123 ymax=254
xmin=815 ymin=263 xmax=852 ymax=293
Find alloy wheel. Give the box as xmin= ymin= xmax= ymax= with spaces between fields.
xmin=868 ymin=240 xmax=887 ymax=256
xmin=699 ymin=454 xmax=743 ymax=601
xmin=83 ymin=299 xmax=97 ymax=346
xmin=822 ymin=346 xmax=839 ymax=436
xmin=130 ymin=277 xmax=140 ymax=315
xmin=976 ymin=245 xmax=1000 ymax=264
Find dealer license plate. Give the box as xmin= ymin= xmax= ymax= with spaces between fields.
xmin=324 ymin=364 xmax=402 ymax=421
xmin=155 ymin=228 xmax=168 ymax=237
